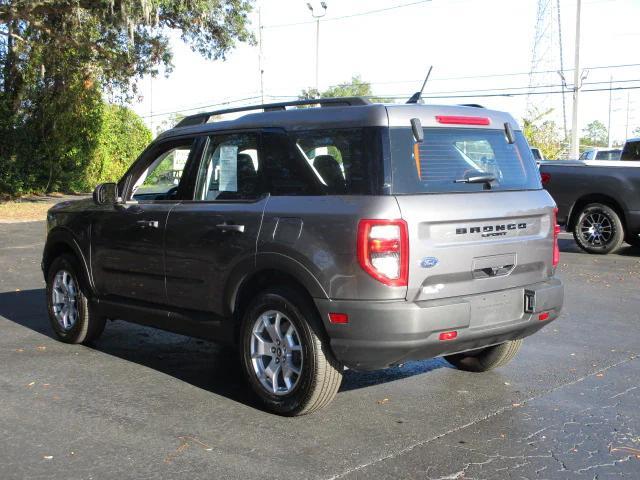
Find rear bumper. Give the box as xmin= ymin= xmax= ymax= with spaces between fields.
xmin=315 ymin=278 xmax=564 ymax=371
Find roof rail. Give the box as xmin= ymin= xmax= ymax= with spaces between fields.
xmin=174 ymin=97 xmax=371 ymax=128
xmin=459 ymin=103 xmax=486 ymax=109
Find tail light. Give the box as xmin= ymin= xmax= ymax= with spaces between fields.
xmin=541 ymin=172 xmax=551 ymax=185
xmin=552 ymin=208 xmax=560 ymax=268
xmin=357 ymin=219 xmax=409 ymax=287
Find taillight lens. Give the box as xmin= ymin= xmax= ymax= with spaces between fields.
xmin=541 ymin=172 xmax=551 ymax=185
xmin=552 ymin=208 xmax=560 ymax=268
xmin=357 ymin=219 xmax=409 ymax=286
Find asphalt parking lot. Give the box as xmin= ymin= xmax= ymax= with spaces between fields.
xmin=1 ymin=221 xmax=639 ymax=479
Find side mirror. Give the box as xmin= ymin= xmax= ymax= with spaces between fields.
xmin=93 ymin=183 xmax=118 ymax=206
xmin=410 ymin=118 xmax=424 ymax=143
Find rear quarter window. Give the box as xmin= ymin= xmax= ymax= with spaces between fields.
xmin=390 ymin=127 xmax=541 ymax=194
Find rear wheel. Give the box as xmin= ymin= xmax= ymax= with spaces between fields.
xmin=573 ymin=203 xmax=624 ymax=254
xmin=445 ymin=339 xmax=523 ymax=372
xmin=46 ymin=254 xmax=106 ymax=344
xmin=240 ymin=287 xmax=343 ymax=416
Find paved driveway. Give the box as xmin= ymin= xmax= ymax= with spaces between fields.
xmin=1 ymin=222 xmax=639 ymax=479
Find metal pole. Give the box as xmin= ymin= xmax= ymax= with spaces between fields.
xmin=557 ymin=0 xmax=568 ymax=142
xmin=315 ymin=18 xmax=320 ymax=92
xmin=607 ymin=76 xmax=612 ymax=147
xmin=150 ymin=75 xmax=153 ymax=137
xmin=625 ymin=92 xmax=630 ymax=139
xmin=307 ymin=2 xmax=327 ymax=94
xmin=570 ymin=0 xmax=581 ymax=159
xmin=258 ymin=8 xmax=265 ymax=104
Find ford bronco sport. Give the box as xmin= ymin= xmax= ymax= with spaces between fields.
xmin=43 ymin=97 xmax=564 ymax=415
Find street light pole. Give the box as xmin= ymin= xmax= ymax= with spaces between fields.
xmin=307 ymin=2 xmax=327 ymax=93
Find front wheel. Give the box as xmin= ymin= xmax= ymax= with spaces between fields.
xmin=240 ymin=287 xmax=343 ymax=416
xmin=445 ymin=339 xmax=523 ymax=372
xmin=573 ymin=203 xmax=624 ymax=254
xmin=46 ymin=254 xmax=106 ymax=344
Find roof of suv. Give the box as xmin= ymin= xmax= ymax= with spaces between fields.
xmin=157 ymin=98 xmax=521 ymax=141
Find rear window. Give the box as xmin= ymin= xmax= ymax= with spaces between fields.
xmin=390 ymin=127 xmax=541 ymax=194
xmin=595 ymin=149 xmax=621 ymax=160
xmin=621 ymin=140 xmax=640 ymax=161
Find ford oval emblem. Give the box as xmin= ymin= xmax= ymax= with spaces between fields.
xmin=420 ymin=257 xmax=439 ymax=269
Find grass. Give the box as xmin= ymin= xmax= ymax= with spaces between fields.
xmin=0 ymin=201 xmax=52 ymax=222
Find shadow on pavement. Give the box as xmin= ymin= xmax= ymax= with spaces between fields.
xmin=558 ymin=237 xmax=640 ymax=256
xmin=0 ymin=288 xmax=446 ymax=407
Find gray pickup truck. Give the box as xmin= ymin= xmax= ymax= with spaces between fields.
xmin=539 ymin=143 xmax=640 ymax=254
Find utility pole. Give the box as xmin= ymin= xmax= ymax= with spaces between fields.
xmin=150 ymin=75 xmax=154 ymax=137
xmin=258 ymin=8 xmax=265 ymax=104
xmin=307 ymin=2 xmax=327 ymax=93
xmin=607 ymin=76 xmax=613 ymax=147
xmin=570 ymin=0 xmax=582 ymax=159
xmin=557 ymin=0 xmax=568 ymax=142
xmin=625 ymin=92 xmax=630 ymax=139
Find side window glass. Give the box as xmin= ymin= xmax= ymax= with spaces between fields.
xmin=262 ymin=132 xmax=322 ymax=196
xmin=132 ymin=143 xmax=193 ymax=201
xmin=194 ymin=133 xmax=261 ymax=201
xmin=292 ymin=128 xmax=377 ymax=195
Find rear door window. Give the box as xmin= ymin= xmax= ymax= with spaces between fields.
xmin=390 ymin=127 xmax=541 ymax=194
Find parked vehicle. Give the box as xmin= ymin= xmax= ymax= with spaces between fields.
xmin=539 ymin=158 xmax=640 ymax=253
xmin=43 ymin=98 xmax=564 ymax=415
xmin=578 ymin=147 xmax=622 ymax=161
xmin=621 ymin=137 xmax=640 ymax=161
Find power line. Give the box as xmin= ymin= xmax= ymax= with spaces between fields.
xmin=263 ymin=0 xmax=432 ymax=29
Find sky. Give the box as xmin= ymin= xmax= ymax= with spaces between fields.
xmin=131 ymin=0 xmax=640 ymax=145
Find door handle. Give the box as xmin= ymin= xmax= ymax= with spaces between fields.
xmin=216 ymin=223 xmax=245 ymax=233
xmin=136 ymin=220 xmax=159 ymax=228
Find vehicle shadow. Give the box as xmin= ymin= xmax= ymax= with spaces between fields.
xmin=0 ymin=289 xmax=446 ymax=407
xmin=559 ymin=237 xmax=640 ymax=256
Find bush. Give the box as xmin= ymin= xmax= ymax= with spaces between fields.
xmin=84 ymin=104 xmax=152 ymax=190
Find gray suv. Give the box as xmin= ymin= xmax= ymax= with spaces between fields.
xmin=43 ymin=98 xmax=564 ymax=415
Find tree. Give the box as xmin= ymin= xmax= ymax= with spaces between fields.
xmin=0 ymin=0 xmax=254 ymax=194
xmin=633 ymin=126 xmax=640 ymax=137
xmin=581 ymin=120 xmax=608 ymax=147
xmin=522 ymin=108 xmax=564 ymax=160
xmin=299 ymin=75 xmax=373 ymax=100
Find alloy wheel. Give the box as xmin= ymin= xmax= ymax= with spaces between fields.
xmin=250 ymin=310 xmax=303 ymax=396
xmin=580 ymin=212 xmax=614 ymax=247
xmin=51 ymin=269 xmax=79 ymax=331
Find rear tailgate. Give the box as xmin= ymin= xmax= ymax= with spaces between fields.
xmin=396 ymin=190 xmax=556 ymax=302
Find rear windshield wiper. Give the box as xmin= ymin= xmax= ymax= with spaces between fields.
xmin=454 ymin=174 xmax=496 ymax=185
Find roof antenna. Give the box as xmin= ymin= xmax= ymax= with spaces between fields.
xmin=406 ymin=66 xmax=433 ymax=104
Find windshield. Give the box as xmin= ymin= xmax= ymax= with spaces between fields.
xmin=390 ymin=127 xmax=541 ymax=194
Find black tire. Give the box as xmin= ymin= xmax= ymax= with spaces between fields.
xmin=239 ymin=286 xmax=343 ymax=416
xmin=573 ymin=203 xmax=624 ymax=255
xmin=445 ymin=339 xmax=523 ymax=372
xmin=46 ymin=254 xmax=106 ymax=344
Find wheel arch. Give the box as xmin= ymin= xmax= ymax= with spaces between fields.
xmin=43 ymin=228 xmax=94 ymax=293
xmin=227 ymin=253 xmax=330 ymax=345
xmin=567 ymin=194 xmax=627 ymax=232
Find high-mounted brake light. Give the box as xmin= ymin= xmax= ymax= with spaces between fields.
xmin=552 ymin=208 xmax=560 ymax=268
xmin=435 ymin=115 xmax=491 ymax=126
xmin=357 ymin=219 xmax=409 ymax=287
